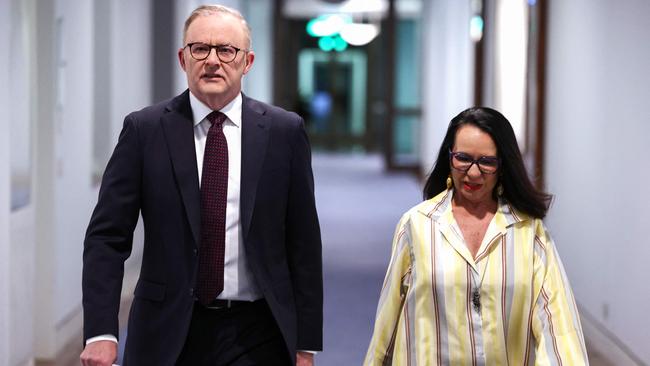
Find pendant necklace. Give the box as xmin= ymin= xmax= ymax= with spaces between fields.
xmin=472 ymin=254 xmax=490 ymax=313
xmin=472 ymin=288 xmax=482 ymax=313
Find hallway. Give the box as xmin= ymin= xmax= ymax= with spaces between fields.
xmin=314 ymin=154 xmax=421 ymax=364
xmin=3 ymin=1 xmax=649 ymax=364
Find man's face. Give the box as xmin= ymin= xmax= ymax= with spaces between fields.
xmin=178 ymin=13 xmax=254 ymax=109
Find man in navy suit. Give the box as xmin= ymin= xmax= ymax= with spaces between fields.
xmin=80 ymin=5 xmax=322 ymax=365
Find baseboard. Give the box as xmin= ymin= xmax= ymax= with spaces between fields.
xmin=14 ymin=358 xmax=35 ymax=366
xmin=34 ymin=329 xmax=82 ymax=366
xmin=35 ymin=274 xmax=138 ymax=366
xmin=580 ymin=305 xmax=646 ymax=365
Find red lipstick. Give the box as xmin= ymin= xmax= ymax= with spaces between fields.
xmin=463 ymin=182 xmax=482 ymax=191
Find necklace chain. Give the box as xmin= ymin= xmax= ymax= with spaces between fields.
xmin=472 ymin=254 xmax=490 ymax=313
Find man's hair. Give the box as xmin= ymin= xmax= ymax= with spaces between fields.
xmin=183 ymin=4 xmax=252 ymax=49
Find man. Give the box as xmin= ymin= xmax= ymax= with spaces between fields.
xmin=80 ymin=5 xmax=322 ymax=366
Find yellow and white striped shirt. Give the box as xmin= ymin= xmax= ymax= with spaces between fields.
xmin=365 ymin=189 xmax=588 ymax=366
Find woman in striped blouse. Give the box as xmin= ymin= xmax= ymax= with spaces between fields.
xmin=365 ymin=107 xmax=588 ymax=365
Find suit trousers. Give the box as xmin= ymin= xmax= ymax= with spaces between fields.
xmin=176 ymin=299 xmax=291 ymax=366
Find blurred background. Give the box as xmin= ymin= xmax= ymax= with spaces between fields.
xmin=0 ymin=0 xmax=648 ymax=365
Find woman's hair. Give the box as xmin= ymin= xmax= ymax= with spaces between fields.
xmin=422 ymin=107 xmax=552 ymax=218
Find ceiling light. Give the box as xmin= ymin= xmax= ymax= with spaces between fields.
xmin=339 ymin=23 xmax=380 ymax=46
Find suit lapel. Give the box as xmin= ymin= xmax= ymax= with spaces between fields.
xmin=240 ymin=95 xmax=271 ymax=240
xmin=160 ymin=90 xmax=202 ymax=246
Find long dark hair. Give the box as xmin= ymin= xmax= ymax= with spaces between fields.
xmin=423 ymin=107 xmax=552 ymax=218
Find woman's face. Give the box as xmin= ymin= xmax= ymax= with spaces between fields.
xmin=450 ymin=124 xmax=499 ymax=205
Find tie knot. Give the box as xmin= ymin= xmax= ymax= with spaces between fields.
xmin=207 ymin=111 xmax=227 ymax=127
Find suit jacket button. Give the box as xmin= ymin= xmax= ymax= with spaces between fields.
xmin=193 ymin=248 xmax=198 ymax=255
xmin=189 ymin=288 xmax=194 ymax=297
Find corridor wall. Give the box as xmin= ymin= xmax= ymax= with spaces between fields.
xmin=1 ymin=2 xmax=12 ymax=364
xmin=544 ymin=0 xmax=650 ymax=362
xmin=33 ymin=0 xmax=96 ymax=359
xmin=2 ymin=1 xmax=38 ymax=364
xmin=0 ymin=0 xmax=152 ymax=364
xmin=420 ymin=0 xmax=475 ymax=175
xmin=241 ymin=0 xmax=274 ymax=104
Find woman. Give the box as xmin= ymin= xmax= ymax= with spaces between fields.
xmin=365 ymin=107 xmax=588 ymax=365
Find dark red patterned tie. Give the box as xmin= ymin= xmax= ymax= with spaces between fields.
xmin=196 ymin=111 xmax=228 ymax=305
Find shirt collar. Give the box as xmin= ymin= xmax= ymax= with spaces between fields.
xmin=189 ymin=91 xmax=242 ymax=128
xmin=418 ymin=188 xmax=530 ymax=227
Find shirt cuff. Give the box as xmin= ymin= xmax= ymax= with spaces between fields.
xmin=297 ymin=350 xmax=318 ymax=354
xmin=86 ymin=334 xmax=118 ymax=345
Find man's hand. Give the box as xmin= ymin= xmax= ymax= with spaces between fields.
xmin=296 ymin=351 xmax=314 ymax=366
xmin=80 ymin=340 xmax=118 ymax=366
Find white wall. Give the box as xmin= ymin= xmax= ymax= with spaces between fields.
xmin=107 ymin=0 xmax=153 ymax=306
xmin=242 ymin=0 xmax=273 ymax=103
xmin=33 ymin=0 xmax=57 ymax=358
xmin=420 ymin=0 xmax=475 ymax=175
xmin=0 ymin=0 xmax=150 ymax=363
xmin=32 ymin=0 xmax=96 ymax=358
xmin=545 ymin=0 xmax=650 ymax=362
xmin=25 ymin=0 xmax=152 ymax=360
xmin=0 ymin=0 xmax=12 ymax=362
xmin=6 ymin=0 xmax=37 ymax=364
xmin=54 ymin=0 xmax=95 ymax=343
xmin=110 ymin=0 xmax=154 ymax=145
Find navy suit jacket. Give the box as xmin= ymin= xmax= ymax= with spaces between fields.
xmin=82 ymin=90 xmax=323 ymax=365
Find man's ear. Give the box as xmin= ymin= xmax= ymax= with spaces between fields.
xmin=243 ymin=51 xmax=255 ymax=75
xmin=178 ymin=48 xmax=187 ymax=71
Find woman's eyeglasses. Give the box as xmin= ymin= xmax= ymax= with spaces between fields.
xmin=449 ymin=150 xmax=500 ymax=174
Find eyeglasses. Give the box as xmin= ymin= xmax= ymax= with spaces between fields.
xmin=449 ymin=150 xmax=500 ymax=174
xmin=184 ymin=42 xmax=247 ymax=63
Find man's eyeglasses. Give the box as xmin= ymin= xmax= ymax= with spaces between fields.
xmin=184 ymin=43 xmax=248 ymax=63
xmin=449 ymin=150 xmax=500 ymax=174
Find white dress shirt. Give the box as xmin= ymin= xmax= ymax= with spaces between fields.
xmin=190 ymin=91 xmax=262 ymax=302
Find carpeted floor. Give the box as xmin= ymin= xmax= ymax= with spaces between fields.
xmin=312 ymin=153 xmax=422 ymax=364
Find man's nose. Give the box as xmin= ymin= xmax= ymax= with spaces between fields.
xmin=205 ymin=48 xmax=221 ymax=66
